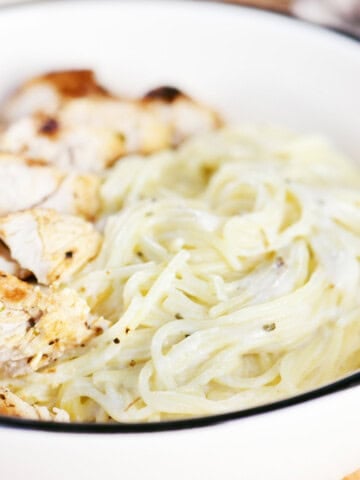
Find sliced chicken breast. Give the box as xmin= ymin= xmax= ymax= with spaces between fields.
xmin=0 ymin=272 xmax=103 ymax=377
xmin=0 ymin=116 xmax=126 ymax=172
xmin=0 ymin=387 xmax=69 ymax=421
xmin=0 ymin=70 xmax=221 ymax=172
xmin=40 ymin=172 xmax=101 ymax=221
xmin=1 ymin=70 xmax=109 ymax=123
xmin=0 ymin=153 xmax=63 ymax=216
xmin=0 ymin=153 xmax=100 ymax=220
xmin=0 ymin=209 xmax=102 ymax=285
xmin=143 ymin=85 xmax=222 ymax=144
xmin=60 ymin=98 xmax=172 ymax=157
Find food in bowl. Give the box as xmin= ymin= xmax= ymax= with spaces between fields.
xmin=0 ymin=70 xmax=359 ymax=423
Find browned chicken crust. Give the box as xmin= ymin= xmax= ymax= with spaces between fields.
xmin=1 ymin=69 xmax=110 ymax=123
xmin=33 ymin=70 xmax=111 ymax=99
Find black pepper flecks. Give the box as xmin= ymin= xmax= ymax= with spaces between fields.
xmin=263 ymin=323 xmax=276 ymax=332
xmin=275 ymin=257 xmax=285 ymax=268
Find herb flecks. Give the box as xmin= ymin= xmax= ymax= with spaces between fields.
xmin=275 ymin=257 xmax=285 ymax=268
xmin=263 ymin=323 xmax=276 ymax=332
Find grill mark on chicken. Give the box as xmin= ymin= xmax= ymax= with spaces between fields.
xmin=25 ymin=158 xmax=48 ymax=167
xmin=38 ymin=116 xmax=59 ymax=137
xmin=3 ymin=287 xmax=27 ymax=302
xmin=143 ymin=86 xmax=184 ymax=103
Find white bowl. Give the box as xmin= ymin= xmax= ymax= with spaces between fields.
xmin=0 ymin=1 xmax=359 ymax=479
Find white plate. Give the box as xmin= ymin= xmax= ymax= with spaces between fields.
xmin=0 ymin=2 xmax=359 ymax=479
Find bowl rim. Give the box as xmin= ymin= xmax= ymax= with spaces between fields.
xmin=0 ymin=371 xmax=359 ymax=433
xmin=0 ymin=0 xmax=359 ymax=434
xmin=1 ymin=0 xmax=360 ymax=43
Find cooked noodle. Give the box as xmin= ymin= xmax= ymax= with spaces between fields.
xmin=3 ymin=126 xmax=360 ymax=422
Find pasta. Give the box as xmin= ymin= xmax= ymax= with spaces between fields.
xmin=2 ymin=125 xmax=360 ymax=422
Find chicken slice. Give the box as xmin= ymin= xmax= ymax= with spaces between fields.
xmin=1 ymin=70 xmax=109 ymax=123
xmin=143 ymin=86 xmax=222 ymax=144
xmin=0 ymin=387 xmax=69 ymax=421
xmin=0 ymin=153 xmax=63 ymax=216
xmin=0 ymin=116 xmax=126 ymax=172
xmin=50 ymin=86 xmax=221 ymax=151
xmin=0 ymin=153 xmax=100 ymax=220
xmin=0 ymin=70 xmax=221 ymax=172
xmin=60 ymin=98 xmax=172 ymax=156
xmin=40 ymin=172 xmax=101 ymax=221
xmin=0 ymin=209 xmax=102 ymax=285
xmin=0 ymin=272 xmax=103 ymax=377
